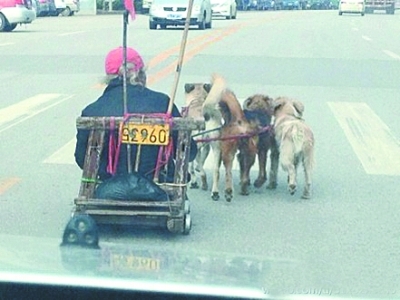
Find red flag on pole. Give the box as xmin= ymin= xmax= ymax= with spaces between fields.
xmin=124 ymin=0 xmax=136 ymax=20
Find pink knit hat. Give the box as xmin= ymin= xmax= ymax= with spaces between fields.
xmin=105 ymin=46 xmax=144 ymax=75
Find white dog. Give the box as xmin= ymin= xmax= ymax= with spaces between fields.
xmin=184 ymin=81 xmax=222 ymax=199
xmin=268 ymin=97 xmax=315 ymax=199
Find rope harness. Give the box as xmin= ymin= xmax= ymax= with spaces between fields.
xmin=193 ymin=124 xmax=273 ymax=143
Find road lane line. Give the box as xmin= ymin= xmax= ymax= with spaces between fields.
xmin=43 ymin=138 xmax=76 ymax=165
xmin=147 ymin=25 xmax=241 ymax=86
xmin=361 ymin=35 xmax=372 ymax=41
xmin=0 ymin=94 xmax=74 ymax=134
xmin=0 ymin=178 xmax=21 ymax=196
xmin=382 ymin=50 xmax=400 ymax=60
xmin=58 ymin=31 xmax=86 ymax=36
xmin=328 ymin=102 xmax=400 ymax=176
xmin=362 ymin=35 xmax=372 ymax=42
xmin=0 ymin=43 xmax=14 ymax=46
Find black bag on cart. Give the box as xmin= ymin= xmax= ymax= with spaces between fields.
xmin=95 ymin=172 xmax=168 ymax=202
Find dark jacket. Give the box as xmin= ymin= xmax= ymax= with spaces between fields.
xmin=74 ymin=78 xmax=197 ymax=182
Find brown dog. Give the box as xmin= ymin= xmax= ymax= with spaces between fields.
xmin=203 ymin=74 xmax=259 ymax=201
xmin=268 ymin=97 xmax=315 ymax=199
xmin=242 ymin=94 xmax=275 ymax=189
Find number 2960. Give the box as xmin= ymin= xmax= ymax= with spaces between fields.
xmin=121 ymin=123 xmax=170 ymax=146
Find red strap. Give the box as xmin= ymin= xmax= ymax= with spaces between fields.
xmin=107 ymin=113 xmax=174 ymax=178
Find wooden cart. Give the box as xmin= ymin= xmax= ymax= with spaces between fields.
xmin=67 ymin=114 xmax=203 ymax=237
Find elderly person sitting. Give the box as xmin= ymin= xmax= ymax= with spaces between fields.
xmin=74 ymin=46 xmax=197 ymax=183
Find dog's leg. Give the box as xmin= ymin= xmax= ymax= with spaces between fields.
xmin=301 ymin=145 xmax=314 ymax=199
xmin=238 ymin=141 xmax=257 ymax=196
xmin=210 ymin=141 xmax=222 ymax=201
xmin=267 ymin=140 xmax=279 ymax=189
xmin=254 ymin=136 xmax=267 ymax=188
xmin=197 ymin=143 xmax=210 ymax=191
xmin=280 ymin=143 xmax=297 ymax=196
xmin=189 ymin=161 xmax=199 ymax=189
xmin=221 ymin=143 xmax=236 ymax=202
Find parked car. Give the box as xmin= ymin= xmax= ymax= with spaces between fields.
xmin=281 ymin=0 xmax=301 ymax=9
xmin=308 ymin=0 xmax=332 ymax=8
xmin=47 ymin=0 xmax=66 ymax=15
xmin=33 ymin=0 xmax=50 ymax=16
xmin=61 ymin=0 xmax=79 ymax=16
xmin=338 ymin=0 xmax=365 ymax=15
xmin=211 ymin=0 xmax=237 ymax=18
xmin=141 ymin=0 xmax=152 ymax=12
xmin=0 ymin=0 xmax=36 ymax=31
xmin=149 ymin=0 xmax=212 ymax=30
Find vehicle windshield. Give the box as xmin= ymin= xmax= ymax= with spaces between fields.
xmin=1 ymin=1 xmax=400 ymax=299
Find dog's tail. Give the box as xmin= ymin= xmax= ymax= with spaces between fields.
xmin=202 ymin=73 xmax=226 ymax=120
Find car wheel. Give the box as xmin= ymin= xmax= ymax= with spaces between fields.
xmin=61 ymin=7 xmax=71 ymax=16
xmin=205 ymin=17 xmax=212 ymax=28
xmin=226 ymin=7 xmax=232 ymax=19
xmin=3 ymin=23 xmax=17 ymax=32
xmin=149 ymin=21 xmax=157 ymax=29
xmin=338 ymin=10 xmax=342 ymax=15
xmin=0 ymin=14 xmax=8 ymax=32
xmin=198 ymin=16 xmax=205 ymax=30
xmin=232 ymin=8 xmax=237 ymax=19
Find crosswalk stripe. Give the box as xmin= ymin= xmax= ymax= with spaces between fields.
xmin=328 ymin=101 xmax=400 ymax=176
xmin=0 ymin=94 xmax=74 ymax=134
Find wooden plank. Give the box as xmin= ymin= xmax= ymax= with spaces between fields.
xmin=75 ymin=197 xmax=180 ymax=207
xmin=76 ymin=116 xmax=204 ymax=131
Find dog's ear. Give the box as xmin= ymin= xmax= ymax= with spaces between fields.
xmin=184 ymin=84 xmax=195 ymax=94
xmin=243 ymin=97 xmax=252 ymax=110
xmin=292 ymin=100 xmax=305 ymax=117
xmin=273 ymin=97 xmax=286 ymax=112
xmin=203 ymin=83 xmax=212 ymax=93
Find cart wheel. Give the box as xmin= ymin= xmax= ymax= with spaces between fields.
xmin=183 ymin=213 xmax=192 ymax=235
xmin=184 ymin=200 xmax=190 ymax=214
xmin=61 ymin=215 xmax=99 ymax=249
xmin=167 ymin=218 xmax=181 ymax=233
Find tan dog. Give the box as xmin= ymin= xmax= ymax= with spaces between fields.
xmin=242 ymin=94 xmax=274 ymax=189
xmin=184 ymin=82 xmax=215 ymax=190
xmin=268 ymin=97 xmax=315 ymax=199
xmin=203 ymin=74 xmax=258 ymax=202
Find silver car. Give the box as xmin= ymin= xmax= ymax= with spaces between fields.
xmin=149 ymin=0 xmax=212 ymax=30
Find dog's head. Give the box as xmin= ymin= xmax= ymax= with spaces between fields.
xmin=272 ymin=97 xmax=305 ymax=119
xmin=184 ymin=83 xmax=212 ymax=119
xmin=243 ymin=94 xmax=274 ymax=115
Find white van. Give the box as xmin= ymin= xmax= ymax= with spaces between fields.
xmin=338 ymin=0 xmax=365 ymax=15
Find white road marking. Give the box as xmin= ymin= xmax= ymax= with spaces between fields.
xmin=382 ymin=50 xmax=400 ymax=60
xmin=0 ymin=43 xmax=14 ymax=46
xmin=58 ymin=31 xmax=85 ymax=36
xmin=328 ymin=102 xmax=400 ymax=176
xmin=43 ymin=138 xmax=76 ymax=164
xmin=0 ymin=94 xmax=74 ymax=133
xmin=352 ymin=27 xmax=359 ymax=31
xmin=361 ymin=35 xmax=372 ymax=41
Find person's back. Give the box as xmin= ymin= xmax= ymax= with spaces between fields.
xmin=74 ymin=46 xmax=197 ymax=182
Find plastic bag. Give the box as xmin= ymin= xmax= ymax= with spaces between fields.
xmin=95 ymin=172 xmax=168 ymax=201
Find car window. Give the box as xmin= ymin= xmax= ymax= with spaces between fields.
xmin=1 ymin=1 xmax=400 ymax=300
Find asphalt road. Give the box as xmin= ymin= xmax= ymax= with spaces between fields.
xmin=1 ymin=10 xmax=400 ymax=298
